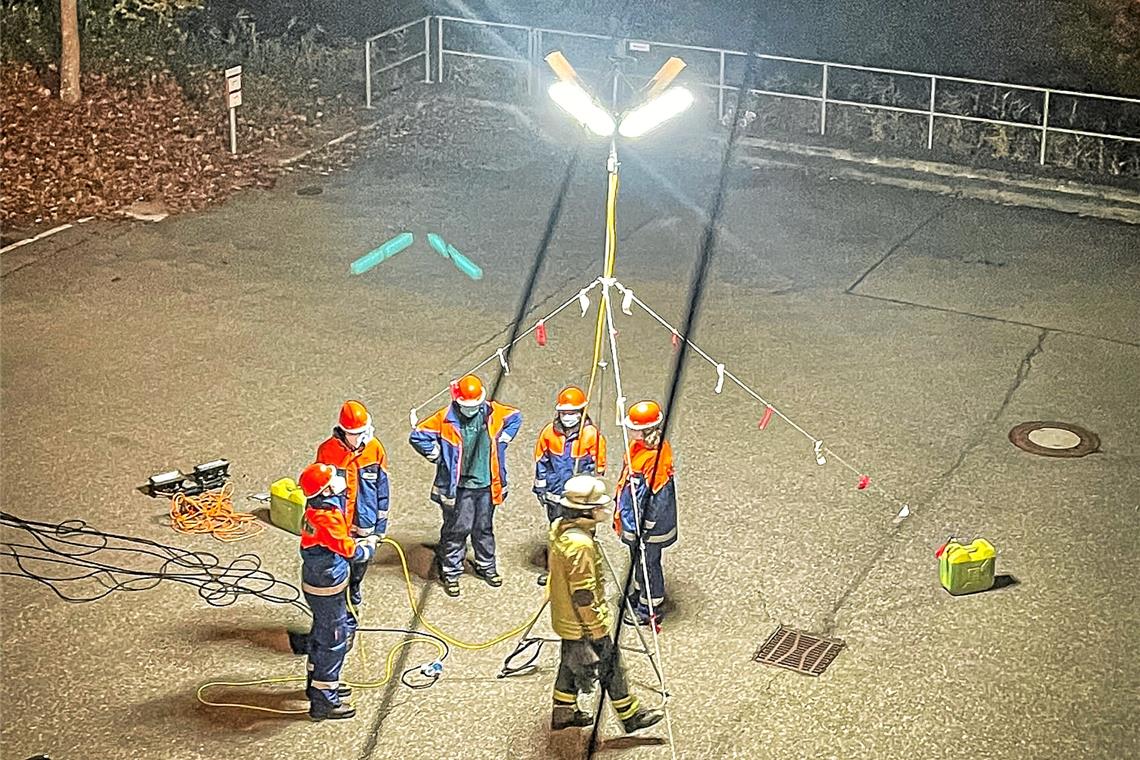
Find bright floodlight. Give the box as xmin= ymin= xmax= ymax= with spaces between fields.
xmin=548 ymin=81 xmax=616 ymax=137
xmin=617 ymin=86 xmax=694 ymax=138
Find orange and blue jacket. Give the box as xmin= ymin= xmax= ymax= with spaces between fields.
xmin=299 ymin=492 xmax=376 ymax=595
xmin=533 ymin=417 xmax=606 ymax=506
xmin=316 ymin=431 xmax=390 ymax=537
xmin=614 ymin=439 xmax=678 ymax=548
xmin=409 ymin=401 xmax=522 ymax=506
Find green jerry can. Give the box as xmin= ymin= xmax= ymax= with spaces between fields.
xmin=937 ymin=538 xmax=996 ymax=595
xmin=270 ymin=478 xmax=306 ymax=536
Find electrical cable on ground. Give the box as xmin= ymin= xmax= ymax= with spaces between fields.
xmin=170 ymin=483 xmax=263 ymax=542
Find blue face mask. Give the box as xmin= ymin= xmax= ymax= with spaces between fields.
xmin=458 ymin=404 xmax=481 ymax=418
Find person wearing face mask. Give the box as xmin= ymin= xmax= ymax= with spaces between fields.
xmin=533 ymin=385 xmax=607 ymax=585
xmin=615 ymin=400 xmax=678 ymax=628
xmin=409 ymin=374 xmax=522 ymax=597
xmin=547 ymin=475 xmax=665 ymax=734
xmin=298 ymin=462 xmax=379 ymax=721
xmin=313 ymin=400 xmax=390 ymax=648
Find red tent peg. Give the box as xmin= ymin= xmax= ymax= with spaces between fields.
xmin=757 ymin=405 xmax=774 ymax=430
xmin=535 ymin=320 xmax=547 ymax=347
xmin=449 ymin=379 xmax=460 ymax=400
xmin=857 ymin=474 xmax=870 ymax=490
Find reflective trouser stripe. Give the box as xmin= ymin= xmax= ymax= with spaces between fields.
xmin=553 ymin=689 xmax=577 ymax=705
xmin=311 ymin=679 xmax=338 ymax=690
xmin=302 ymin=579 xmax=349 ymax=596
xmin=645 ymin=526 xmax=677 ymax=543
xmin=613 ymin=695 xmax=640 ymax=720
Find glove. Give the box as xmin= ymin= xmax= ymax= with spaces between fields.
xmin=359 ymin=535 xmax=379 ymax=554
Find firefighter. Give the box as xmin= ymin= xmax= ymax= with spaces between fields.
xmin=409 ymin=374 xmax=522 ymax=597
xmin=316 ymin=400 xmax=390 ymax=647
xmin=297 ymin=462 xmax=378 ymax=721
xmin=533 ymin=385 xmax=606 ymax=585
xmin=615 ymin=400 xmax=678 ymax=628
xmin=548 ymin=474 xmax=665 ymax=734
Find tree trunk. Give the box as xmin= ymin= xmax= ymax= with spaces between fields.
xmin=60 ymin=0 xmax=80 ymax=104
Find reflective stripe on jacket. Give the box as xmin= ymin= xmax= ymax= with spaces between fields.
xmin=533 ymin=419 xmax=606 ymax=503
xmin=299 ymin=493 xmax=374 ymax=591
xmin=408 ymin=401 xmax=522 ymax=506
xmin=614 ymin=440 xmax=678 ymax=548
xmin=316 ymin=432 xmax=390 ymax=536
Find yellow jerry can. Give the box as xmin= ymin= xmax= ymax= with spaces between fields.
xmin=938 ymin=538 xmax=996 ymax=595
xmin=270 ymin=478 xmax=307 ymax=536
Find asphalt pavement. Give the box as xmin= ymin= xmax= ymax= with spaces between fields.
xmin=2 ymin=99 xmax=1138 ymax=760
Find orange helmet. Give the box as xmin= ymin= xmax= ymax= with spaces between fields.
xmin=454 ymin=374 xmax=486 ymax=408
xmin=299 ymin=462 xmax=336 ymax=498
xmin=623 ymin=400 xmax=663 ymax=430
xmin=338 ymin=400 xmax=371 ymax=434
xmin=555 ymin=385 xmax=588 ymax=411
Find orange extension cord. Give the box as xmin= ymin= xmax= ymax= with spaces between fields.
xmin=170 ymin=483 xmax=263 ymax=542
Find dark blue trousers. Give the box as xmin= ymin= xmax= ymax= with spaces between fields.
xmin=346 ymin=560 xmax=368 ymax=635
xmin=626 ymin=542 xmax=666 ymax=623
xmin=438 ymin=486 xmax=496 ymax=581
xmin=304 ymin=590 xmax=349 ymax=708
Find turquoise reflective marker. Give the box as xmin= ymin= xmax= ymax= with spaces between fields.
xmin=350 ymin=232 xmax=414 ymax=275
xmin=426 ymin=233 xmax=450 ymax=257
xmin=446 ymin=244 xmax=484 ymax=280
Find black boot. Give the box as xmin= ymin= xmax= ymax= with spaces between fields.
xmin=621 ymin=708 xmax=665 ymax=734
xmin=475 ymin=569 xmax=503 ymax=588
xmin=337 ymin=685 xmax=352 ymax=699
xmin=551 ymin=705 xmax=594 ymax=730
xmin=309 ymin=702 xmax=356 ymax=721
xmin=441 ymin=578 xmax=460 ymax=597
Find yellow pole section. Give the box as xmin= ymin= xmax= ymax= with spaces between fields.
xmin=584 ymin=143 xmax=620 ymax=421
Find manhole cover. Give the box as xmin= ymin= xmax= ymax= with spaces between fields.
xmin=296 ymin=185 xmax=323 ymax=196
xmin=752 ymin=625 xmax=845 ymax=677
xmin=1009 ymin=421 xmax=1099 ymax=458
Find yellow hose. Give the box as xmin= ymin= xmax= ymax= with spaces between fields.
xmin=196 ymin=537 xmax=548 ymax=713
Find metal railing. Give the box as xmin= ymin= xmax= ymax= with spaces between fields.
xmin=364 ymin=16 xmax=432 ymax=109
xmin=363 ymin=15 xmax=1140 ymax=168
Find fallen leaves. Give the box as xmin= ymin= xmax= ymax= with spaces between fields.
xmin=1 ymin=64 xmax=277 ymax=230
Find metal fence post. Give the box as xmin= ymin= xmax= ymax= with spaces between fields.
xmin=820 ymin=63 xmax=828 ymax=135
xmin=423 ymin=16 xmax=432 ymax=83
xmin=718 ymin=51 xmax=725 ymax=122
xmin=1039 ymin=90 xmax=1051 ymax=165
xmin=927 ymin=76 xmax=936 ymax=149
xmin=526 ymin=27 xmax=534 ymax=97
xmin=365 ymin=38 xmax=373 ymax=109
xmin=536 ymin=29 xmax=544 ymax=101
xmin=437 ymin=16 xmax=444 ymax=83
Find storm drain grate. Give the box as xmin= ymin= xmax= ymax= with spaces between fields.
xmin=752 ymin=625 xmax=846 ymax=677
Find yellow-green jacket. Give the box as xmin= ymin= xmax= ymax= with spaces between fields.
xmin=548 ymin=518 xmax=611 ymax=640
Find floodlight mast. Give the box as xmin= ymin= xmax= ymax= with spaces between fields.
xmin=544 ymin=51 xmax=693 ymax=278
